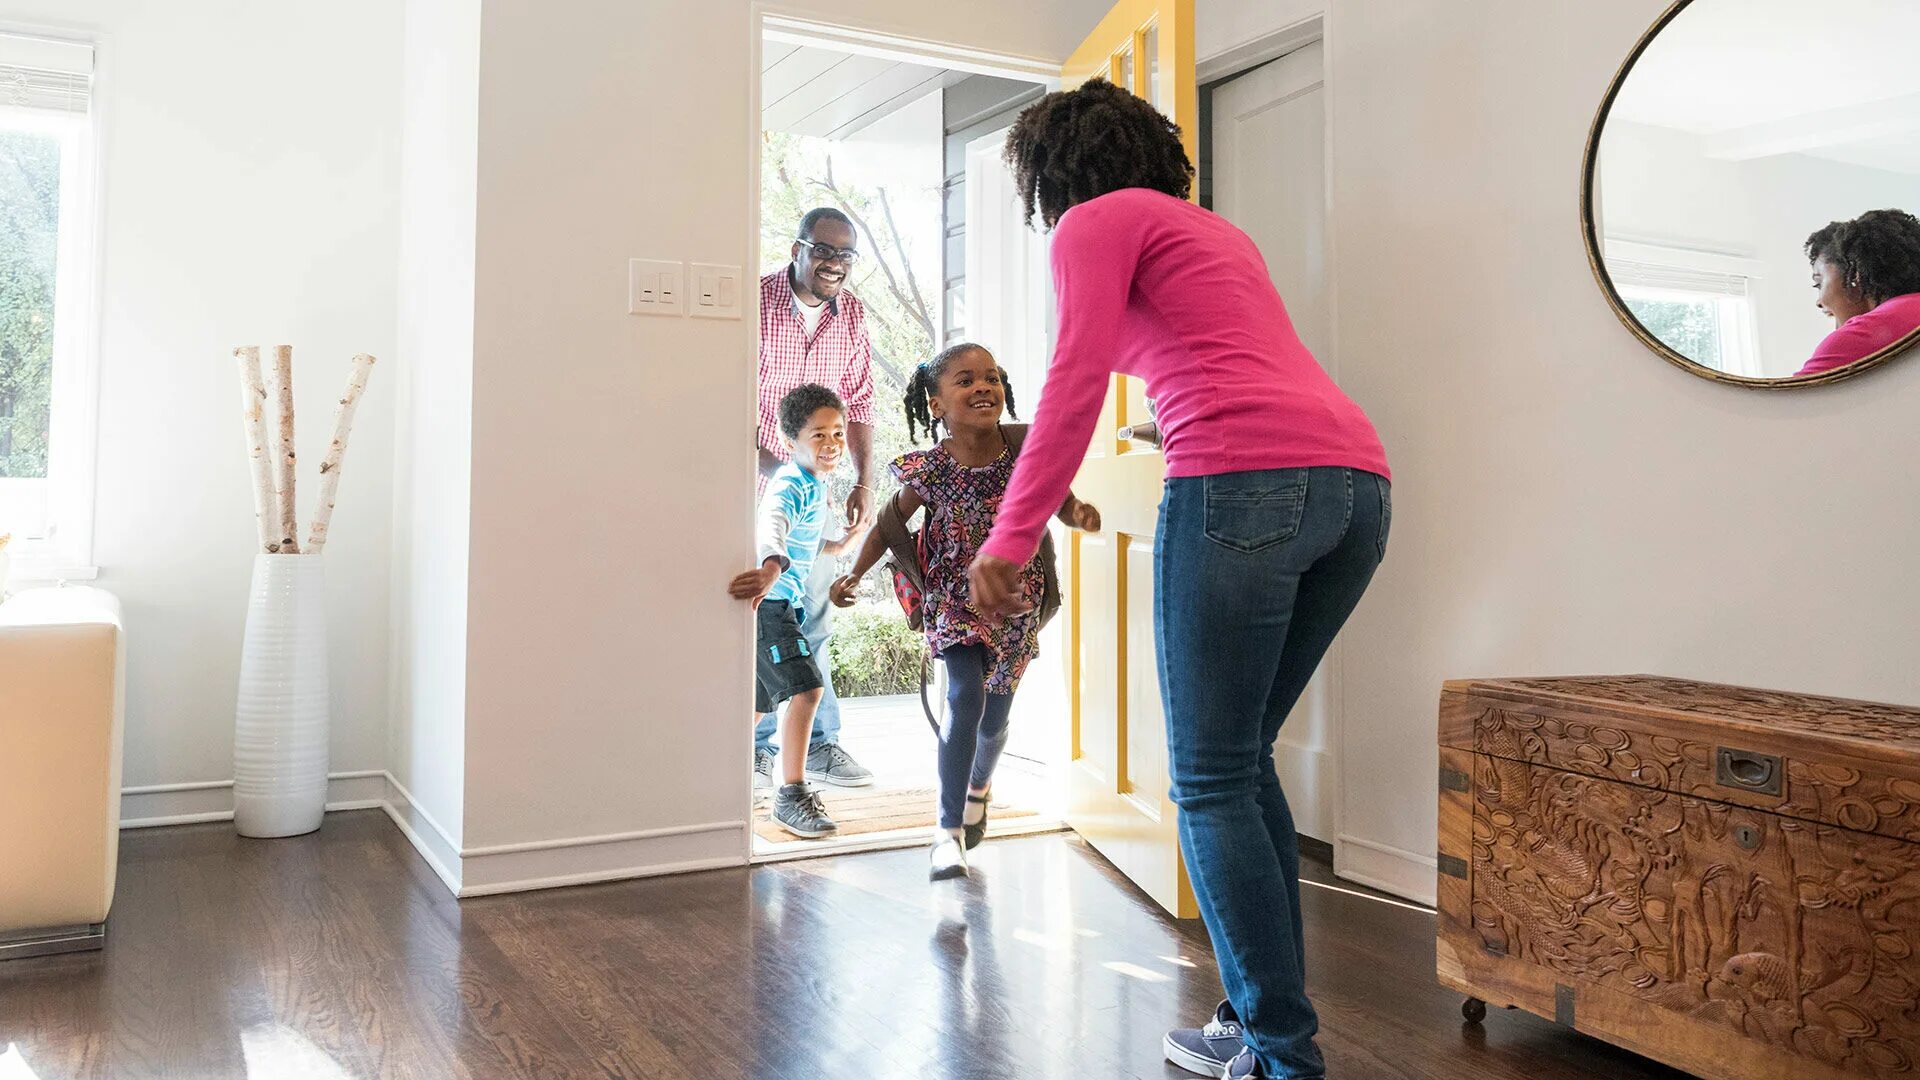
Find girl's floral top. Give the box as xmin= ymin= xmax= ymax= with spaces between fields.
xmin=891 ymin=441 xmax=1047 ymax=694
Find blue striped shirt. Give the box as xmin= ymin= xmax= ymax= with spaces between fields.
xmin=756 ymin=463 xmax=830 ymax=612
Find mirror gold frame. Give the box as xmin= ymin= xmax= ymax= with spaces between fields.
xmin=1580 ymin=0 xmax=1920 ymax=389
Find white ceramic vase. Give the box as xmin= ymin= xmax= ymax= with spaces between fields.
xmin=233 ymin=553 xmax=329 ymax=838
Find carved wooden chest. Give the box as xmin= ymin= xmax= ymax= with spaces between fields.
xmin=1437 ymin=675 xmax=1920 ymax=1080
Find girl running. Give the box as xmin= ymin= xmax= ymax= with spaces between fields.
xmin=833 ymin=343 xmax=1100 ymax=880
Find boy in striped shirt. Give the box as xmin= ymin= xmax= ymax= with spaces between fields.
xmin=729 ymin=385 xmax=865 ymax=838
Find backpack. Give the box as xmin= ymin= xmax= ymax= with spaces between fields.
xmin=875 ymin=425 xmax=1061 ymax=634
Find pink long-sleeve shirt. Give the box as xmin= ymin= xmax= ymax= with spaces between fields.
xmin=980 ymin=188 xmax=1390 ymax=565
xmin=1793 ymin=292 xmax=1920 ymax=377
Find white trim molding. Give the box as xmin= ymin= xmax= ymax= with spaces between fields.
xmin=458 ymin=820 xmax=747 ymax=897
xmin=760 ymin=11 xmax=1060 ymax=84
xmin=120 ymin=769 xmax=386 ymax=828
xmin=1198 ymin=14 xmax=1324 ymax=86
xmin=120 ymin=771 xmax=748 ymax=899
xmin=1334 ymin=833 xmax=1436 ymax=908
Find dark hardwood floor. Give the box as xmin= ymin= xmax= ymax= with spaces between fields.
xmin=0 ymin=811 xmax=1690 ymax=1079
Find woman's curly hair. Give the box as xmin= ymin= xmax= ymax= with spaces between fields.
xmin=1003 ymin=79 xmax=1194 ymax=230
xmin=1805 ymin=209 xmax=1920 ymax=308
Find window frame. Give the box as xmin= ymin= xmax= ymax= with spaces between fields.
xmin=1605 ymin=236 xmax=1765 ymax=379
xmin=0 ymin=26 xmax=102 ymax=582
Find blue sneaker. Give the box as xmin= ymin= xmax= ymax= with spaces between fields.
xmin=1164 ymin=1000 xmax=1245 ymax=1076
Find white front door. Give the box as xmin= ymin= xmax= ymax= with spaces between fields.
xmin=1210 ymin=41 xmax=1340 ymax=844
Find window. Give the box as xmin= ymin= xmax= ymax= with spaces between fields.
xmin=0 ymin=31 xmax=97 ymax=575
xmin=1606 ymin=239 xmax=1762 ymax=378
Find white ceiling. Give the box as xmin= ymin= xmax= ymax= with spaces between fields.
xmin=1610 ymin=0 xmax=1920 ymax=174
xmin=762 ymin=43 xmax=961 ymax=141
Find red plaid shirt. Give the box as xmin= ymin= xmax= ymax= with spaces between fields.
xmin=758 ymin=268 xmax=875 ymax=469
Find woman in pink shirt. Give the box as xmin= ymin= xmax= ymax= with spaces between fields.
xmin=968 ymin=81 xmax=1388 ymax=1080
xmin=1796 ymin=209 xmax=1920 ymax=378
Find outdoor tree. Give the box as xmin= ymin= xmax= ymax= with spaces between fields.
xmin=0 ymin=130 xmax=60 ymax=479
xmin=761 ymin=130 xmax=939 ymax=490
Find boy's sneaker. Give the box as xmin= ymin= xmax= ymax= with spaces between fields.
xmin=1165 ymin=1000 xmax=1246 ymax=1077
xmin=752 ymin=747 xmax=775 ymax=790
xmin=805 ymin=742 xmax=874 ymax=788
xmin=772 ymin=783 xmax=837 ymax=838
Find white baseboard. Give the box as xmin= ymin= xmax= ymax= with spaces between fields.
xmin=379 ymin=780 xmax=463 ymax=897
xmin=119 ymin=773 xmax=755 ymax=901
xmin=1334 ymin=833 xmax=1436 ymax=907
xmin=457 ymin=820 xmax=747 ymax=897
xmin=120 ymin=770 xmax=386 ymax=829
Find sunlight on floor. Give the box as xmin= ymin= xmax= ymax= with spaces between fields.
xmin=240 ymin=1026 xmax=358 ymax=1080
xmin=1103 ymin=960 xmax=1173 ymax=983
xmin=0 ymin=1045 xmax=43 ymax=1080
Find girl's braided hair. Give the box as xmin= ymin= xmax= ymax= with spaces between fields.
xmin=904 ymin=343 xmax=1020 ymax=443
xmin=1003 ymin=78 xmax=1194 ymax=231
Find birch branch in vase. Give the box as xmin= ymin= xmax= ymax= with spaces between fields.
xmin=232 ymin=346 xmax=279 ymax=553
xmin=305 ymin=353 xmax=375 ymax=555
xmin=264 ymin=345 xmax=300 ymax=553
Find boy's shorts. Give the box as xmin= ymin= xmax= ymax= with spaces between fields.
xmin=755 ymin=599 xmax=825 ymax=713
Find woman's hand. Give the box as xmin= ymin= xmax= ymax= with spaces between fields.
xmin=830 ymin=574 xmax=863 ymax=608
xmin=968 ymin=553 xmax=1033 ymax=623
xmin=1071 ymin=501 xmax=1102 ymax=533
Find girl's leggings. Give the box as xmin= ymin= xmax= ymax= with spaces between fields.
xmin=937 ymin=643 xmax=1014 ymax=830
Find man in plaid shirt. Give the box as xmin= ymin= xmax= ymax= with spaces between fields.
xmin=752 ymin=207 xmax=877 ymax=790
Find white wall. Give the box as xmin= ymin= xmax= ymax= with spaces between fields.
xmin=1600 ymin=120 xmax=1920 ymax=378
xmin=1325 ymin=0 xmax=1920 ymax=902
xmin=387 ymin=0 xmax=479 ymax=884
xmin=1 ymin=0 xmax=402 ymax=822
xmin=454 ymin=0 xmax=1111 ymax=893
xmin=1199 ymin=0 xmax=1321 ymax=62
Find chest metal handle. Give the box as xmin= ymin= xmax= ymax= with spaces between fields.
xmin=1714 ymin=747 xmax=1783 ymax=797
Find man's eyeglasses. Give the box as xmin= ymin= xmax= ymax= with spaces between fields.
xmin=796 ymin=238 xmax=860 ymax=265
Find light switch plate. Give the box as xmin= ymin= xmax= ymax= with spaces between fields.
xmin=689 ymin=263 xmax=743 ymax=320
xmin=629 ymin=258 xmax=684 ymax=316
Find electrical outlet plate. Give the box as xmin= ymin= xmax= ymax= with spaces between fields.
xmin=689 ymin=263 xmax=744 ymax=320
xmin=628 ymin=259 xmax=684 ymax=316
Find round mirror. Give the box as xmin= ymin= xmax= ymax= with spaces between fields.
xmin=1584 ymin=0 xmax=1920 ymax=387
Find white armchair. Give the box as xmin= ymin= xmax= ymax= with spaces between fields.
xmin=0 ymin=586 xmax=124 ymax=959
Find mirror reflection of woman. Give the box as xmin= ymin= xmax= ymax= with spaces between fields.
xmin=1797 ymin=209 xmax=1920 ymax=377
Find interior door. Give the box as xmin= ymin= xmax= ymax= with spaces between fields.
xmin=1211 ymin=42 xmax=1339 ymax=844
xmin=1059 ymin=0 xmax=1198 ymax=919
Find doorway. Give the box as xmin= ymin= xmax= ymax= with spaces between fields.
xmin=749 ymin=22 xmax=1063 ymax=862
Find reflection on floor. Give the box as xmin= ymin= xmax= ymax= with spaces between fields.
xmin=753 ymin=693 xmax=1056 ymax=851
xmin=0 ymin=812 xmax=1692 ymax=1079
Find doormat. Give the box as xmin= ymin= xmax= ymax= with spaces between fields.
xmin=752 ymin=786 xmax=1037 ymax=843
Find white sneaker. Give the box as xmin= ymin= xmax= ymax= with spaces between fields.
xmin=929 ymin=832 xmax=969 ymax=880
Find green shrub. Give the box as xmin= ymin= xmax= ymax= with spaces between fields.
xmin=827 ymin=603 xmax=925 ymax=698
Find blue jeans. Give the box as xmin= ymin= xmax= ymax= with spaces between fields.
xmin=1157 ymin=467 xmax=1389 ymax=1080
xmin=936 ymin=644 xmax=1014 ymax=829
xmin=755 ymin=556 xmax=842 ymax=753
